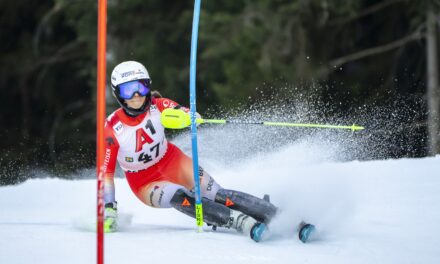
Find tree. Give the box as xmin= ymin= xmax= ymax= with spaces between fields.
xmin=426 ymin=0 xmax=440 ymax=155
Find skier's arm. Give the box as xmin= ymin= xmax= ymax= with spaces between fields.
xmin=103 ymin=121 xmax=119 ymax=204
xmin=154 ymin=97 xmax=188 ymax=112
xmin=154 ymin=97 xmax=201 ymax=118
xmin=102 ymin=121 xmax=119 ymax=232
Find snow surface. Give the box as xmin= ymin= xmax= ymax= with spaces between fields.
xmin=1 ymin=144 xmax=439 ymax=264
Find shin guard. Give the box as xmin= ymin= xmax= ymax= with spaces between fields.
xmin=170 ymin=189 xmax=232 ymax=227
xmin=215 ymin=189 xmax=278 ymax=223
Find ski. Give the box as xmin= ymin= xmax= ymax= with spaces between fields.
xmin=298 ymin=221 xmax=316 ymax=243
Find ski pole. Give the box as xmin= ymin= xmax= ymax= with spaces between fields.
xmin=161 ymin=108 xmax=365 ymax=131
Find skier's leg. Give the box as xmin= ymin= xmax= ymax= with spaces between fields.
xmin=170 ymin=188 xmax=231 ymax=227
xmin=215 ymin=189 xmax=278 ymax=224
xmin=170 ymin=187 xmax=267 ymax=242
xmin=197 ymin=166 xmax=222 ymax=201
xmin=141 ymin=181 xmax=232 ymax=226
xmin=195 ymin=168 xmax=278 ymax=224
xmin=141 ymin=181 xmax=266 ymax=241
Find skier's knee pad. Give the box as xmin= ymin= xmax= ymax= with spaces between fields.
xmin=170 ymin=188 xmax=195 ymax=207
xmin=171 ymin=188 xmax=232 ymax=227
xmin=215 ymin=189 xmax=278 ymax=223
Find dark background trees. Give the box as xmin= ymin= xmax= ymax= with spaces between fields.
xmin=1 ymin=0 xmax=439 ymax=185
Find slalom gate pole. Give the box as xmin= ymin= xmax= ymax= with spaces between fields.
xmin=97 ymin=0 xmax=107 ymax=263
xmin=189 ymin=0 xmax=204 ymax=232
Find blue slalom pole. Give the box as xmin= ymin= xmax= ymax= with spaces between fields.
xmin=189 ymin=0 xmax=204 ymax=232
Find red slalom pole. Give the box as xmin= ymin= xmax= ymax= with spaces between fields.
xmin=97 ymin=0 xmax=107 ymax=263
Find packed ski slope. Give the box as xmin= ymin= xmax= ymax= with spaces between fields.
xmin=1 ymin=143 xmax=439 ymax=264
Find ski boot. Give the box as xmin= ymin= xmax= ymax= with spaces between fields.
xmin=298 ymin=221 xmax=316 ymax=243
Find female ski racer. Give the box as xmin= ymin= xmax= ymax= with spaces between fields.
xmin=102 ymin=61 xmax=314 ymax=242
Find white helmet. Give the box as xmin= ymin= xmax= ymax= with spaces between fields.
xmin=110 ymin=61 xmax=152 ymax=116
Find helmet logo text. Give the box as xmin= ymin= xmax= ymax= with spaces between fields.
xmin=121 ymin=71 xmax=135 ymax=78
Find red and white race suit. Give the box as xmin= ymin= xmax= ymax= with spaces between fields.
xmin=102 ymin=97 xmax=220 ymax=208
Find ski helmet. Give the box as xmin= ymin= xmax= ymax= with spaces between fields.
xmin=111 ymin=61 xmax=152 ymax=116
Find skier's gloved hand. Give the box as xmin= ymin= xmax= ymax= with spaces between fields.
xmin=104 ymin=201 xmax=118 ymax=233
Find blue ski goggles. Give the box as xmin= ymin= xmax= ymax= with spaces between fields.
xmin=118 ymin=80 xmax=151 ymax=100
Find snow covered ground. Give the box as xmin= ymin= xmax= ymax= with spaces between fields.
xmin=1 ymin=143 xmax=439 ymax=264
